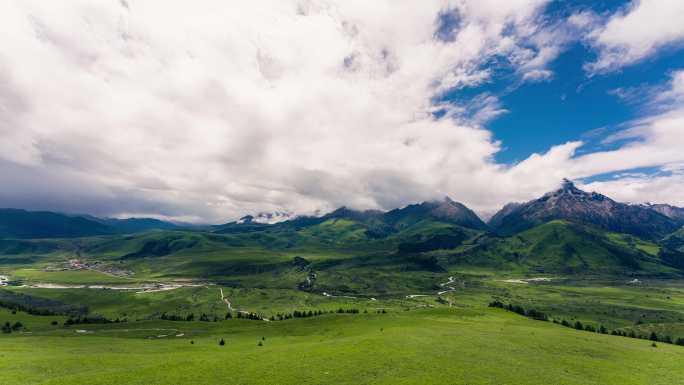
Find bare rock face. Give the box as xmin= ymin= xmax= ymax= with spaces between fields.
xmin=490 ymin=179 xmax=680 ymax=239
xmin=643 ymin=203 xmax=684 ymax=225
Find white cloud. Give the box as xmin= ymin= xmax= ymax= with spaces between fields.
xmin=0 ymin=0 xmax=681 ymax=223
xmin=545 ymin=70 xmax=684 ymax=206
xmin=583 ymin=174 xmax=684 ymax=207
xmin=1 ymin=0 xmax=574 ymax=222
xmin=585 ymin=0 xmax=684 ymax=74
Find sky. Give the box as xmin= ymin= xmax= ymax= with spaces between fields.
xmin=1 ymin=0 xmax=684 ymax=223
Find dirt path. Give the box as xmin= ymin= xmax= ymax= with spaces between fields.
xmin=219 ymin=288 xmax=233 ymax=311
xmin=406 ymin=276 xmax=459 ymax=298
xmin=322 ymin=292 xmax=358 ymax=299
xmin=500 ymin=277 xmax=554 ymax=284
xmin=437 ymin=276 xmax=457 ymax=295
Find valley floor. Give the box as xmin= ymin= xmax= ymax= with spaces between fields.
xmin=2 ymin=274 xmax=684 ymax=385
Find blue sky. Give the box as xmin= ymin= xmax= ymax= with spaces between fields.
xmin=449 ymin=0 xmax=682 ymax=166
xmin=488 ymin=35 xmax=683 ymax=166
xmin=1 ymin=0 xmax=684 ymax=222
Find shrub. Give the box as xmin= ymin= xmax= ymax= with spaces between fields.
xmin=488 ymin=300 xmax=504 ymax=308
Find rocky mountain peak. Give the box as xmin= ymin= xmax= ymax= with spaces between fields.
xmin=489 ymin=179 xmax=679 ymax=239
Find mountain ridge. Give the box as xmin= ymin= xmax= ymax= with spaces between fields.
xmin=0 ymin=208 xmax=181 ymax=239
xmin=488 ymin=180 xmax=680 ymax=239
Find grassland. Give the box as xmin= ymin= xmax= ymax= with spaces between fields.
xmin=2 ymin=307 xmax=684 ymax=385
xmin=2 ymin=223 xmax=684 ymax=384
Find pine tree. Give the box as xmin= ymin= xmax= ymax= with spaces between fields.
xmin=650 ymin=331 xmax=659 ymax=342
xmin=219 ymin=338 xmax=225 ymax=346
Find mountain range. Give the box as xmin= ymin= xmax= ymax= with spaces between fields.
xmin=0 ymin=209 xmax=180 ymax=239
xmin=1 ymin=180 xmax=683 ymax=276
xmin=1 ymin=180 xmax=682 ymax=241
xmin=488 ymin=179 xmax=681 ymax=240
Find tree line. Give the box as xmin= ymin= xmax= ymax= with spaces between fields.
xmin=488 ymin=300 xmax=549 ymax=321
xmin=1 ymin=321 xmax=23 ymax=333
xmin=64 ymin=315 xmax=127 ymax=326
xmin=489 ymin=299 xmax=684 ymax=347
xmin=159 ymin=307 xmax=379 ymax=322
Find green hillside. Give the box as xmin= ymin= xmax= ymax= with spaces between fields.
xmin=1 ymin=306 xmax=684 ymax=385
xmin=447 ymin=221 xmax=676 ymax=275
xmin=2 ymin=209 xmax=684 ymax=385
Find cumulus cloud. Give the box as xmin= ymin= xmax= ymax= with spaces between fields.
xmin=584 ymin=0 xmax=684 ymax=74
xmin=0 ymin=0 xmax=574 ymax=222
xmin=0 ymin=0 xmax=681 ymax=223
xmin=583 ymin=173 xmax=684 ymax=208
xmin=559 ymin=70 xmax=684 ymax=205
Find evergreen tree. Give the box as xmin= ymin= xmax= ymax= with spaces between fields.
xmin=219 ymin=338 xmax=225 ymax=346
xmin=574 ymin=321 xmax=584 ymax=330
xmin=649 ymin=331 xmax=659 ymax=342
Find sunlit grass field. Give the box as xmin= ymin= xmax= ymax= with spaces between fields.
xmin=2 ymin=307 xmax=684 ymax=385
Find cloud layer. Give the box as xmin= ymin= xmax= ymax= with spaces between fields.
xmin=584 ymin=0 xmax=684 ymax=74
xmin=0 ymin=0 xmax=683 ymax=222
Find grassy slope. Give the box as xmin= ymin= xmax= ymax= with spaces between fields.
xmin=662 ymin=227 xmax=684 ymax=252
xmin=447 ymin=220 xmax=676 ymax=275
xmin=2 ymin=221 xmax=684 ymax=384
xmin=1 ymin=308 xmax=684 ymax=385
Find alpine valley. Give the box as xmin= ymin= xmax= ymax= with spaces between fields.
xmin=2 ymin=180 xmax=684 ymax=385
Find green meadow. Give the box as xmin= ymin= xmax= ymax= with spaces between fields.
xmin=2 ymin=307 xmax=684 ymax=385
xmin=2 ymin=222 xmax=684 ymax=385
